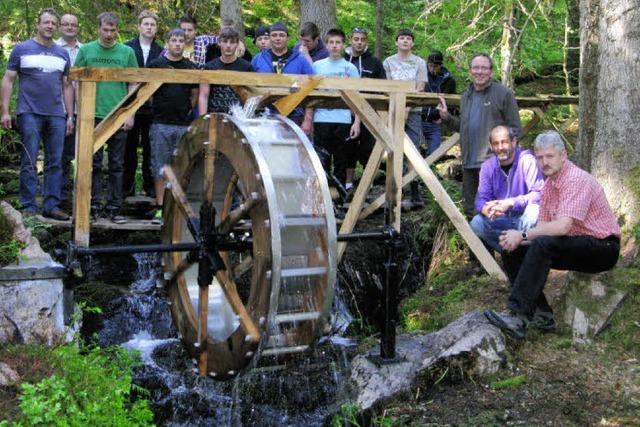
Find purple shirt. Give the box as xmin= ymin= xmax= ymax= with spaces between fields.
xmin=294 ymin=39 xmax=329 ymax=62
xmin=7 ymin=39 xmax=71 ymax=117
xmin=475 ymin=147 xmax=544 ymax=215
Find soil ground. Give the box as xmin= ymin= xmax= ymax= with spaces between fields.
xmin=376 ymin=268 xmax=640 ymax=426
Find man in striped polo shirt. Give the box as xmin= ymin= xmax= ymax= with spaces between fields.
xmin=485 ymin=130 xmax=620 ymax=339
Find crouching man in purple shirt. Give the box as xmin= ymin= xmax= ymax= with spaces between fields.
xmin=470 ymin=125 xmax=544 ymax=252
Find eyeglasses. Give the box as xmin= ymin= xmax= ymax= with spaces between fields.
xmin=352 ymin=27 xmax=368 ymax=35
xmin=471 ymin=66 xmax=491 ymax=71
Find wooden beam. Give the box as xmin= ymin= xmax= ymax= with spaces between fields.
xmin=337 ymin=141 xmax=385 ymax=261
xmin=386 ymin=94 xmax=406 ymax=231
xmin=359 ymin=133 xmax=460 ymax=220
xmin=70 ymin=67 xmax=414 ymax=93
xmin=339 ymin=90 xmax=394 ymax=151
xmin=92 ymin=82 xmax=162 ymax=154
xmin=272 ymin=76 xmax=323 ymax=116
xmin=73 ymin=81 xmax=96 ymax=247
xmin=521 ymin=109 xmax=542 ymax=138
xmin=403 ymin=138 xmax=507 ymax=280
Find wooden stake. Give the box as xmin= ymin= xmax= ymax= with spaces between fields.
xmin=73 ymin=81 xmax=96 ymax=247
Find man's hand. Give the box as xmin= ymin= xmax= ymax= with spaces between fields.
xmin=437 ymin=95 xmax=449 ymax=121
xmin=481 ymin=199 xmax=514 ymax=220
xmin=123 ymin=116 xmax=134 ymax=131
xmin=499 ymin=229 xmax=523 ymax=252
xmin=65 ymin=117 xmax=74 ymax=136
xmin=1 ymin=113 xmax=11 ymax=130
xmin=301 ymin=117 xmax=313 ymax=135
xmin=349 ymin=121 xmax=360 ymax=139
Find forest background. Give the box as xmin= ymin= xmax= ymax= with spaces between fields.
xmin=0 ymin=0 xmax=579 ymax=98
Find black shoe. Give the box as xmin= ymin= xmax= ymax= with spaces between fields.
xmin=109 ymin=211 xmax=128 ymax=224
xmin=484 ymin=310 xmax=528 ymax=339
xmin=43 ymin=208 xmax=70 ymax=221
xmin=530 ymin=310 xmax=557 ymax=332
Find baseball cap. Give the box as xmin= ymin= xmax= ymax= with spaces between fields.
xmin=269 ymin=22 xmax=288 ymax=35
xmin=254 ymin=26 xmax=269 ymax=43
xmin=428 ymin=51 xmax=444 ymax=64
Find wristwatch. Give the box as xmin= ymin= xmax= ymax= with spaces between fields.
xmin=521 ymin=231 xmax=528 ymax=241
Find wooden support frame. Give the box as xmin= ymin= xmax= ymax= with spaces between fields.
xmin=70 ymin=67 xmax=574 ymax=280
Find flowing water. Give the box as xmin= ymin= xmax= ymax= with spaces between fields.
xmin=94 ymin=253 xmax=358 ymax=426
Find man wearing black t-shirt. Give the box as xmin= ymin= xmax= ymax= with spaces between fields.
xmin=199 ymin=27 xmax=253 ymax=115
xmin=147 ymin=28 xmax=198 ymax=215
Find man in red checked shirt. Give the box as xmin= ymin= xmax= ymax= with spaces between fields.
xmin=484 ymin=130 xmax=620 ymax=339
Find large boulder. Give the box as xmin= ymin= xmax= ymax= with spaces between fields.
xmin=350 ymin=311 xmax=506 ymax=410
xmin=0 ymin=202 xmax=75 ymax=345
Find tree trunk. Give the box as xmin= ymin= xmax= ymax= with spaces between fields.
xmin=299 ymin=0 xmax=337 ymax=38
xmin=499 ymin=1 xmax=515 ymax=88
xmin=588 ymin=0 xmax=640 ymax=236
xmin=375 ymin=0 xmax=384 ymax=58
xmin=564 ymin=0 xmax=581 ymax=94
xmin=220 ymin=0 xmax=245 ymax=39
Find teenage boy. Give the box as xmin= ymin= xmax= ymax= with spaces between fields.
xmin=2 ymin=8 xmax=74 ymax=220
xmin=312 ymin=28 xmax=360 ymax=191
xmin=252 ymin=22 xmax=314 ymax=134
xmin=123 ymin=10 xmax=163 ymax=199
xmin=344 ymin=27 xmax=386 ymax=194
xmin=383 ymin=29 xmax=428 ymax=208
xmin=253 ymin=26 xmax=270 ymax=51
xmin=176 ymin=14 xmax=217 ymax=67
xmin=74 ymin=12 xmax=138 ymax=223
xmin=199 ymin=27 xmax=253 ymax=115
xmin=147 ymin=28 xmax=198 ymax=223
xmin=295 ymin=22 xmax=329 ymax=64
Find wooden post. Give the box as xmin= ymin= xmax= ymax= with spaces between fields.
xmin=73 ymin=81 xmax=96 ymax=247
xmin=359 ymin=133 xmax=460 ymax=221
xmin=386 ymin=94 xmax=406 ymax=231
xmin=403 ymin=137 xmax=507 ymax=280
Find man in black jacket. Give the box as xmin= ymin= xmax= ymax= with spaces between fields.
xmin=343 ymin=27 xmax=386 ymax=197
xmin=123 ymin=10 xmax=163 ymax=199
xmin=422 ymin=50 xmax=456 ymax=154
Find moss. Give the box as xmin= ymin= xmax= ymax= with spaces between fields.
xmin=625 ymin=166 xmax=640 ymax=240
xmin=598 ymin=267 xmax=640 ymax=355
xmin=0 ymin=206 xmax=24 ymax=266
xmin=490 ymin=374 xmax=528 ymax=390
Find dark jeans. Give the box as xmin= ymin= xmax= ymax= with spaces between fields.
xmin=123 ymin=113 xmax=154 ymax=197
xmin=314 ymin=122 xmax=352 ymax=186
xmin=17 ymin=113 xmax=66 ymax=212
xmin=422 ymin=121 xmax=442 ymax=155
xmin=92 ymin=120 xmax=127 ymax=212
xmin=462 ymin=168 xmax=480 ymax=219
xmin=61 ymin=125 xmax=76 ymax=204
xmin=502 ymin=235 xmax=620 ymax=317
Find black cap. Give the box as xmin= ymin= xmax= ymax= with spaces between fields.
xmin=269 ymin=22 xmax=288 ymax=35
xmin=428 ymin=51 xmax=444 ymax=64
xmin=254 ymin=26 xmax=269 ymax=44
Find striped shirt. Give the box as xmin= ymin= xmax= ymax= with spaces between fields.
xmin=539 ymin=160 xmax=620 ymax=238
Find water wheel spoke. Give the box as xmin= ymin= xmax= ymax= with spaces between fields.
xmin=196 ymin=284 xmax=209 ymax=376
xmin=233 ymin=255 xmax=253 ymax=280
xmin=163 ymin=165 xmax=200 ymax=239
xmin=218 ymin=192 xmax=260 ymax=235
xmin=203 ymin=119 xmax=217 ymax=204
xmin=214 ymin=269 xmax=261 ymax=343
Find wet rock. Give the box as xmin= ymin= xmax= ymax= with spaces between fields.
xmin=562 ymin=272 xmax=626 ymax=344
xmin=350 ymin=311 xmax=506 ymax=410
xmin=0 ymin=362 xmax=20 ymax=386
xmin=0 ymin=202 xmax=75 ymax=345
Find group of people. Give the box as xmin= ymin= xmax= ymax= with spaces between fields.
xmin=2 ymin=9 xmax=621 ymax=340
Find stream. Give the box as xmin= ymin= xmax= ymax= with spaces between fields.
xmin=93 ymin=253 xmax=359 ymax=426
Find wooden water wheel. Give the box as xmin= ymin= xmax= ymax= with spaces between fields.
xmin=161 ymin=113 xmax=336 ymax=378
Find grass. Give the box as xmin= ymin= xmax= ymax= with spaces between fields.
xmin=0 ymin=344 xmax=153 ymax=426
xmin=0 ymin=204 xmax=25 ymax=266
xmin=490 ymin=374 xmax=528 ymax=390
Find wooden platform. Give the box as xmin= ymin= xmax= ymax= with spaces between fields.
xmin=36 ymin=215 xmax=161 ymax=231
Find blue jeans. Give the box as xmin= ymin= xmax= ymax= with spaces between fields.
xmin=61 ymin=128 xmax=76 ymax=203
xmin=17 ymin=113 xmax=66 ymax=212
xmin=422 ymin=121 xmax=442 ymax=155
xmin=470 ymin=205 xmax=539 ymax=253
xmin=92 ymin=124 xmax=127 ymax=212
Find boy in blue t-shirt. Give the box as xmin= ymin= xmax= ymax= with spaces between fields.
xmin=312 ymin=28 xmax=361 ymax=191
